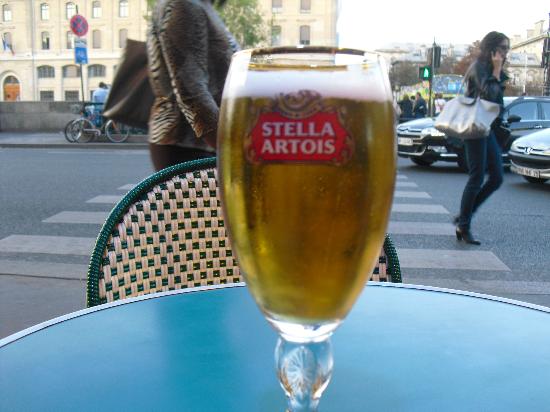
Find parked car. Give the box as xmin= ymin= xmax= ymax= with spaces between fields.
xmin=509 ymin=128 xmax=550 ymax=184
xmin=397 ymin=96 xmax=550 ymax=170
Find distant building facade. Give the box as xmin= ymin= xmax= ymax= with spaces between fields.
xmin=0 ymin=0 xmax=148 ymax=102
xmin=258 ymin=0 xmax=338 ymax=47
xmin=2 ymin=0 xmax=338 ymax=102
xmin=509 ymin=19 xmax=548 ymax=94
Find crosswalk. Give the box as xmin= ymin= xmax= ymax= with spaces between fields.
xmin=0 ymin=172 xmax=511 ymax=283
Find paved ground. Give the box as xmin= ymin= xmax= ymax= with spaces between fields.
xmin=1 ymin=132 xmax=548 ymax=339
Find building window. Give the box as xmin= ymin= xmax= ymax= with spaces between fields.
xmin=65 ymin=90 xmax=79 ymax=101
xmin=40 ymin=90 xmax=54 ymax=101
xmin=119 ymin=28 xmax=128 ymax=48
xmin=271 ymin=25 xmax=282 ymax=46
xmin=272 ymin=0 xmax=282 ymax=13
xmin=2 ymin=4 xmax=12 ymax=22
xmin=2 ymin=32 xmax=13 ymax=52
xmin=62 ymin=65 xmax=81 ymax=78
xmin=299 ymin=25 xmax=310 ymax=45
xmin=40 ymin=3 xmax=50 ymax=20
xmin=37 ymin=65 xmax=55 ymax=78
xmin=88 ymin=64 xmax=106 ymax=77
xmin=300 ymin=0 xmax=311 ymax=12
xmin=41 ymin=32 xmax=51 ymax=50
xmin=66 ymin=2 xmax=76 ymax=19
xmin=92 ymin=1 xmax=101 ymax=18
xmin=92 ymin=30 xmax=101 ymax=48
xmin=66 ymin=31 xmax=74 ymax=49
xmin=119 ymin=0 xmax=129 ymax=17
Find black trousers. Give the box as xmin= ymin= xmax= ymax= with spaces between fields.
xmin=149 ymin=143 xmax=214 ymax=171
xmin=458 ymin=131 xmax=504 ymax=230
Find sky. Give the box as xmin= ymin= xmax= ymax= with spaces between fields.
xmin=337 ymin=0 xmax=549 ymax=50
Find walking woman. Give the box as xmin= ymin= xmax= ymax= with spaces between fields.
xmin=456 ymin=31 xmax=509 ymax=245
xmin=146 ymin=0 xmax=239 ymax=171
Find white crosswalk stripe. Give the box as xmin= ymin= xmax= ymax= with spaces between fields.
xmin=118 ymin=184 xmax=136 ymax=191
xmin=0 ymin=235 xmax=95 ymax=255
xmin=0 ymin=259 xmax=87 ymax=280
xmin=396 ymin=175 xmax=407 ymax=180
xmin=392 ymin=203 xmax=449 ymax=214
xmin=399 ymin=248 xmax=511 ymax=271
xmin=389 ymin=221 xmax=455 ymax=235
xmin=87 ymin=195 xmax=122 ymax=204
xmin=394 ymin=191 xmax=431 ymax=199
xmin=43 ymin=211 xmax=108 ymax=224
xmin=395 ymin=181 xmax=418 ymax=188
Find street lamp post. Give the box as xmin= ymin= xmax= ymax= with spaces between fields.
xmin=523 ymin=50 xmax=527 ymax=95
xmin=544 ymin=13 xmax=550 ymax=96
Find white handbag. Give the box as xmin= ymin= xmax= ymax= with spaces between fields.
xmin=434 ymin=96 xmax=500 ymax=140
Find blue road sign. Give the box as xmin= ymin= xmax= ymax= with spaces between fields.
xmin=75 ymin=47 xmax=88 ymax=64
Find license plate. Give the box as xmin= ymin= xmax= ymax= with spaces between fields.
xmin=427 ymin=145 xmax=447 ymax=153
xmin=398 ymin=137 xmax=413 ymax=146
xmin=512 ymin=165 xmax=540 ymax=178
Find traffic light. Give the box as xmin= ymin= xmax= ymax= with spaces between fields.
xmin=419 ymin=65 xmax=432 ymax=80
xmin=433 ymin=46 xmax=441 ymax=68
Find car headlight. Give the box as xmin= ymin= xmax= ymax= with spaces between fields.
xmin=420 ymin=127 xmax=445 ymax=138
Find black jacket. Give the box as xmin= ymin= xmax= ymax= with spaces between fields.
xmin=465 ymin=60 xmax=509 ymax=120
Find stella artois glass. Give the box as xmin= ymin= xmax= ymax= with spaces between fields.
xmin=218 ymin=47 xmax=396 ymax=411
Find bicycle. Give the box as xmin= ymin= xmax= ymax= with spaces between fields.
xmin=64 ymin=103 xmax=131 ymax=143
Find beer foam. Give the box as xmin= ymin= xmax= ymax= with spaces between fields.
xmin=224 ymin=66 xmax=391 ymax=102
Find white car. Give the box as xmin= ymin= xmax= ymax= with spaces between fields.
xmin=509 ymin=128 xmax=550 ymax=184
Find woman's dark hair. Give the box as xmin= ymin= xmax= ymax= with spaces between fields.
xmin=211 ymin=0 xmax=228 ymax=5
xmin=478 ymin=31 xmax=509 ymax=65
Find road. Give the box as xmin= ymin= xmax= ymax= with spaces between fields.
xmin=0 ymin=148 xmax=549 ymax=338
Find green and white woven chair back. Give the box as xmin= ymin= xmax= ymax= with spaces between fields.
xmin=87 ymin=157 xmax=401 ymax=307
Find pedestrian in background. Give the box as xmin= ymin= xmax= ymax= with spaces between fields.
xmin=434 ymin=92 xmax=446 ymax=115
xmin=92 ymin=82 xmax=109 ymax=104
xmin=398 ymin=94 xmax=413 ymax=121
xmin=412 ymin=92 xmax=427 ymax=118
xmin=455 ymin=31 xmax=510 ymax=245
xmin=146 ymin=0 xmax=240 ymax=171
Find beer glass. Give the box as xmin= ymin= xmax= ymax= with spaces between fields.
xmin=218 ymin=47 xmax=396 ymax=411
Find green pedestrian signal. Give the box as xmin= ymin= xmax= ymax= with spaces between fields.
xmin=419 ymin=65 xmax=432 ymax=80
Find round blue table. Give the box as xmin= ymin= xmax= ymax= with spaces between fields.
xmin=1 ymin=283 xmax=550 ymax=411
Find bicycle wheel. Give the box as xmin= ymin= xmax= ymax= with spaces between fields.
xmin=63 ymin=119 xmax=79 ymax=143
xmin=105 ymin=120 xmax=130 ymax=143
xmin=74 ymin=118 xmax=96 ymax=143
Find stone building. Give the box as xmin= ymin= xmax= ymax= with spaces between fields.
xmin=0 ymin=0 xmax=148 ymax=102
xmin=1 ymin=0 xmax=338 ymax=102
xmin=509 ymin=19 xmax=548 ymax=94
xmin=258 ymin=0 xmax=338 ymax=47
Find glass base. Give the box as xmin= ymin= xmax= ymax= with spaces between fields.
xmin=267 ymin=317 xmax=341 ymax=343
xmin=275 ymin=337 xmax=334 ymax=412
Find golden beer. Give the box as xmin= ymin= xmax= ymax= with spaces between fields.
xmin=218 ymin=65 xmax=396 ymax=324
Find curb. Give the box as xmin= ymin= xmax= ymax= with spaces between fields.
xmin=0 ymin=142 xmax=148 ymax=149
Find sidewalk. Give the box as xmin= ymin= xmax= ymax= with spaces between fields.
xmin=0 ymin=131 xmax=148 ymax=149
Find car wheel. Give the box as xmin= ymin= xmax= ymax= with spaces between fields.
xmin=411 ymin=158 xmax=434 ymax=167
xmin=456 ymin=155 xmax=468 ymax=172
xmin=523 ymin=176 xmax=549 ymax=184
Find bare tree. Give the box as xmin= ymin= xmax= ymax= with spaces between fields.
xmin=454 ymin=41 xmax=480 ymax=75
xmin=389 ymin=61 xmax=421 ymax=90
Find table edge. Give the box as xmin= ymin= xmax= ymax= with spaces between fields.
xmin=2 ymin=281 xmax=549 ymax=348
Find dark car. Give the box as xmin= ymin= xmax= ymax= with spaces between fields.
xmin=509 ymin=128 xmax=550 ymax=184
xmin=397 ymin=96 xmax=550 ymax=170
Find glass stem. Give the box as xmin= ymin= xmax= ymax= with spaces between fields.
xmin=275 ymin=336 xmax=334 ymax=412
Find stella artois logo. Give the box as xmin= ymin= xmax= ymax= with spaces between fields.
xmin=246 ymin=90 xmax=354 ymax=164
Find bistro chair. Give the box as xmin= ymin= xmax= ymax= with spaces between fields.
xmin=87 ymin=157 xmax=402 ymax=307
